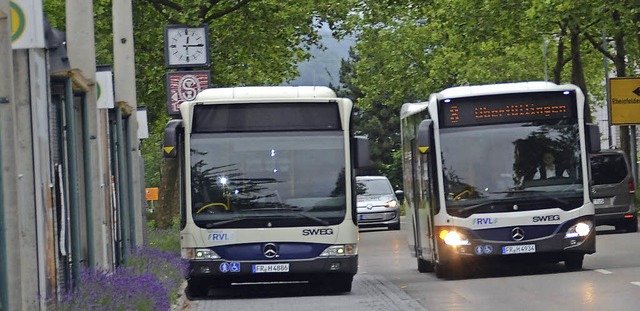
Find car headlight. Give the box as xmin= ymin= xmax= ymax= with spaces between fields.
xmin=385 ymin=200 xmax=398 ymax=208
xmin=439 ymin=229 xmax=470 ymax=246
xmin=319 ymin=244 xmax=358 ymax=257
xmin=565 ymin=221 xmax=592 ymax=238
xmin=182 ymin=248 xmax=221 ymax=260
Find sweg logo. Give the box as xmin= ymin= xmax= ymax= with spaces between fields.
xmin=302 ymin=228 xmax=334 ymax=236
xmin=474 ymin=218 xmax=497 ymax=225
xmin=532 ymin=215 xmax=560 ymax=222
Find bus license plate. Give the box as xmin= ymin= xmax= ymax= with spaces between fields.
xmin=502 ymin=244 xmax=536 ymax=255
xmin=252 ymin=263 xmax=289 ymax=273
xmin=593 ymin=198 xmax=605 ymax=205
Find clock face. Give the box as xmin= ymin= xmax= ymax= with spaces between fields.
xmin=165 ymin=26 xmax=210 ymax=68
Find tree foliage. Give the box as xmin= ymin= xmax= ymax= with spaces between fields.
xmin=43 ymin=0 xmax=640 ymax=205
xmin=331 ymin=0 xmax=640 ymax=186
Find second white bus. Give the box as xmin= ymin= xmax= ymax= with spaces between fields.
xmin=401 ymin=81 xmax=600 ymax=278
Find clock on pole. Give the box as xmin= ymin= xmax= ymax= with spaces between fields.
xmin=164 ymin=24 xmax=210 ymax=68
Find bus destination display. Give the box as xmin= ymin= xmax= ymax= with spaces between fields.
xmin=441 ymin=91 xmax=576 ymax=127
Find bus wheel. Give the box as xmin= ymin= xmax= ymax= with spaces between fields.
xmin=435 ymin=263 xmax=453 ymax=279
xmin=564 ymin=255 xmax=584 ymax=271
xmin=186 ymin=279 xmax=209 ymax=299
xmin=417 ymin=258 xmax=434 ymax=273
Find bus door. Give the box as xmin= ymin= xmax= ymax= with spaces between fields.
xmin=419 ymin=143 xmax=437 ymax=262
xmin=409 ymin=138 xmax=423 ymax=256
xmin=415 ymin=120 xmax=436 ymax=266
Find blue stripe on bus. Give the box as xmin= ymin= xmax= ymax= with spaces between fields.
xmin=474 ymin=225 xmax=559 ymax=241
xmin=212 ymin=242 xmax=331 ymax=261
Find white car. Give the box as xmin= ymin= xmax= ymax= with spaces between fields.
xmin=356 ymin=176 xmax=402 ymax=230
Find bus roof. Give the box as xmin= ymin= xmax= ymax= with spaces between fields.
xmin=400 ymin=102 xmax=428 ymax=119
xmin=436 ymin=81 xmax=576 ymax=99
xmin=400 ymin=81 xmax=582 ymax=119
xmin=194 ymin=86 xmax=338 ymax=102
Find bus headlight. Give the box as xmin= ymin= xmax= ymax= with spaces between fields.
xmin=439 ymin=230 xmax=470 ymax=246
xmin=565 ymin=221 xmax=592 ymax=239
xmin=320 ymin=244 xmax=358 ymax=257
xmin=182 ymin=248 xmax=221 ymax=260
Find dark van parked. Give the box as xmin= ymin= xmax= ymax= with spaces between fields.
xmin=590 ymin=149 xmax=637 ymax=232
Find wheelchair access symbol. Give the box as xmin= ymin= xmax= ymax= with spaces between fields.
xmin=475 ymin=245 xmax=493 ymax=255
xmin=220 ymin=262 xmax=241 ymax=273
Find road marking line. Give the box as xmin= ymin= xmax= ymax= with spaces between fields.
xmin=595 ymin=269 xmax=612 ymax=274
xmin=631 ymin=282 xmax=640 ymax=287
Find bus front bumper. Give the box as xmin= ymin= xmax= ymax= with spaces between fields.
xmin=436 ymin=221 xmax=596 ymax=265
xmin=187 ymin=255 xmax=358 ymax=283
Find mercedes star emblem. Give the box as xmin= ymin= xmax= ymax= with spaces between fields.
xmin=263 ymin=243 xmax=278 ymax=258
xmin=511 ymin=227 xmax=525 ymax=241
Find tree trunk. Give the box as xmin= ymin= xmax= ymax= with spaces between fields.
xmin=552 ymin=24 xmax=566 ymax=85
xmin=569 ymin=26 xmax=591 ymax=122
xmin=612 ymin=10 xmax=630 ymax=157
xmin=156 ymin=158 xmax=180 ymax=229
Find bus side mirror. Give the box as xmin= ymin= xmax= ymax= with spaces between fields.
xmin=163 ymin=119 xmax=183 ymax=158
xmin=417 ymin=119 xmax=434 ymax=154
xmin=587 ymin=123 xmax=601 ymax=154
xmin=354 ymin=136 xmax=371 ymax=169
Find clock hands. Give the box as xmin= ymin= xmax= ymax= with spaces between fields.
xmin=183 ymin=37 xmax=204 ymax=48
xmin=166 ymin=26 xmax=209 ymax=66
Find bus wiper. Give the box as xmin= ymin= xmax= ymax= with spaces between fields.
xmin=489 ymin=190 xmax=537 ymax=194
xmin=489 ymin=190 xmax=570 ymax=205
xmin=292 ymin=210 xmax=330 ymax=226
xmin=248 ymin=205 xmax=330 ymax=226
xmin=205 ymin=217 xmax=249 ymax=228
xmin=455 ymin=200 xmax=500 ymax=214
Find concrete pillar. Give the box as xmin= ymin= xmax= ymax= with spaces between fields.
xmin=0 ymin=2 xmax=15 ymax=309
xmin=66 ymin=0 xmax=110 ymax=269
xmin=113 ymin=0 xmax=144 ymax=247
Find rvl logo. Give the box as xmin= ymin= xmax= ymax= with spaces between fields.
xmin=474 ymin=217 xmax=497 ymax=225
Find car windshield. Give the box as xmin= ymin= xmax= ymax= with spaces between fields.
xmin=439 ymin=121 xmax=584 ymax=216
xmin=189 ymin=131 xmax=347 ymax=228
xmin=357 ymin=178 xmax=393 ymax=196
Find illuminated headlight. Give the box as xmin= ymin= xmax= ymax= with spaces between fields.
xmin=565 ymin=221 xmax=593 ymax=239
xmin=439 ymin=230 xmax=470 ymax=246
xmin=385 ymin=200 xmax=398 ymax=208
xmin=182 ymin=248 xmax=221 ymax=260
xmin=319 ymin=244 xmax=358 ymax=257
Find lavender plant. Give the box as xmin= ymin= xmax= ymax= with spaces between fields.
xmin=128 ymin=246 xmax=189 ymax=304
xmin=53 ymin=267 xmax=169 ymax=310
xmin=51 ymin=247 xmax=188 ymax=311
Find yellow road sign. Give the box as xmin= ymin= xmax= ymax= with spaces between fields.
xmin=145 ymin=187 xmax=159 ymax=201
xmin=608 ymin=77 xmax=640 ymax=125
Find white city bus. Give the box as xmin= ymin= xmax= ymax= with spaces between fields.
xmin=400 ymin=81 xmax=600 ymax=278
xmin=163 ymin=86 xmax=368 ymax=297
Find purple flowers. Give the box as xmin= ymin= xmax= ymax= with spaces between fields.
xmin=52 ymin=247 xmax=188 ymax=310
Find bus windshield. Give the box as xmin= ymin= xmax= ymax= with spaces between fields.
xmin=189 ymin=131 xmax=347 ymax=228
xmin=440 ymin=121 xmax=584 ymax=217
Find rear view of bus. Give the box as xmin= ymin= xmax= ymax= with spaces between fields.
xmin=163 ymin=86 xmax=369 ymax=297
xmin=401 ymin=82 xmax=600 ymax=279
